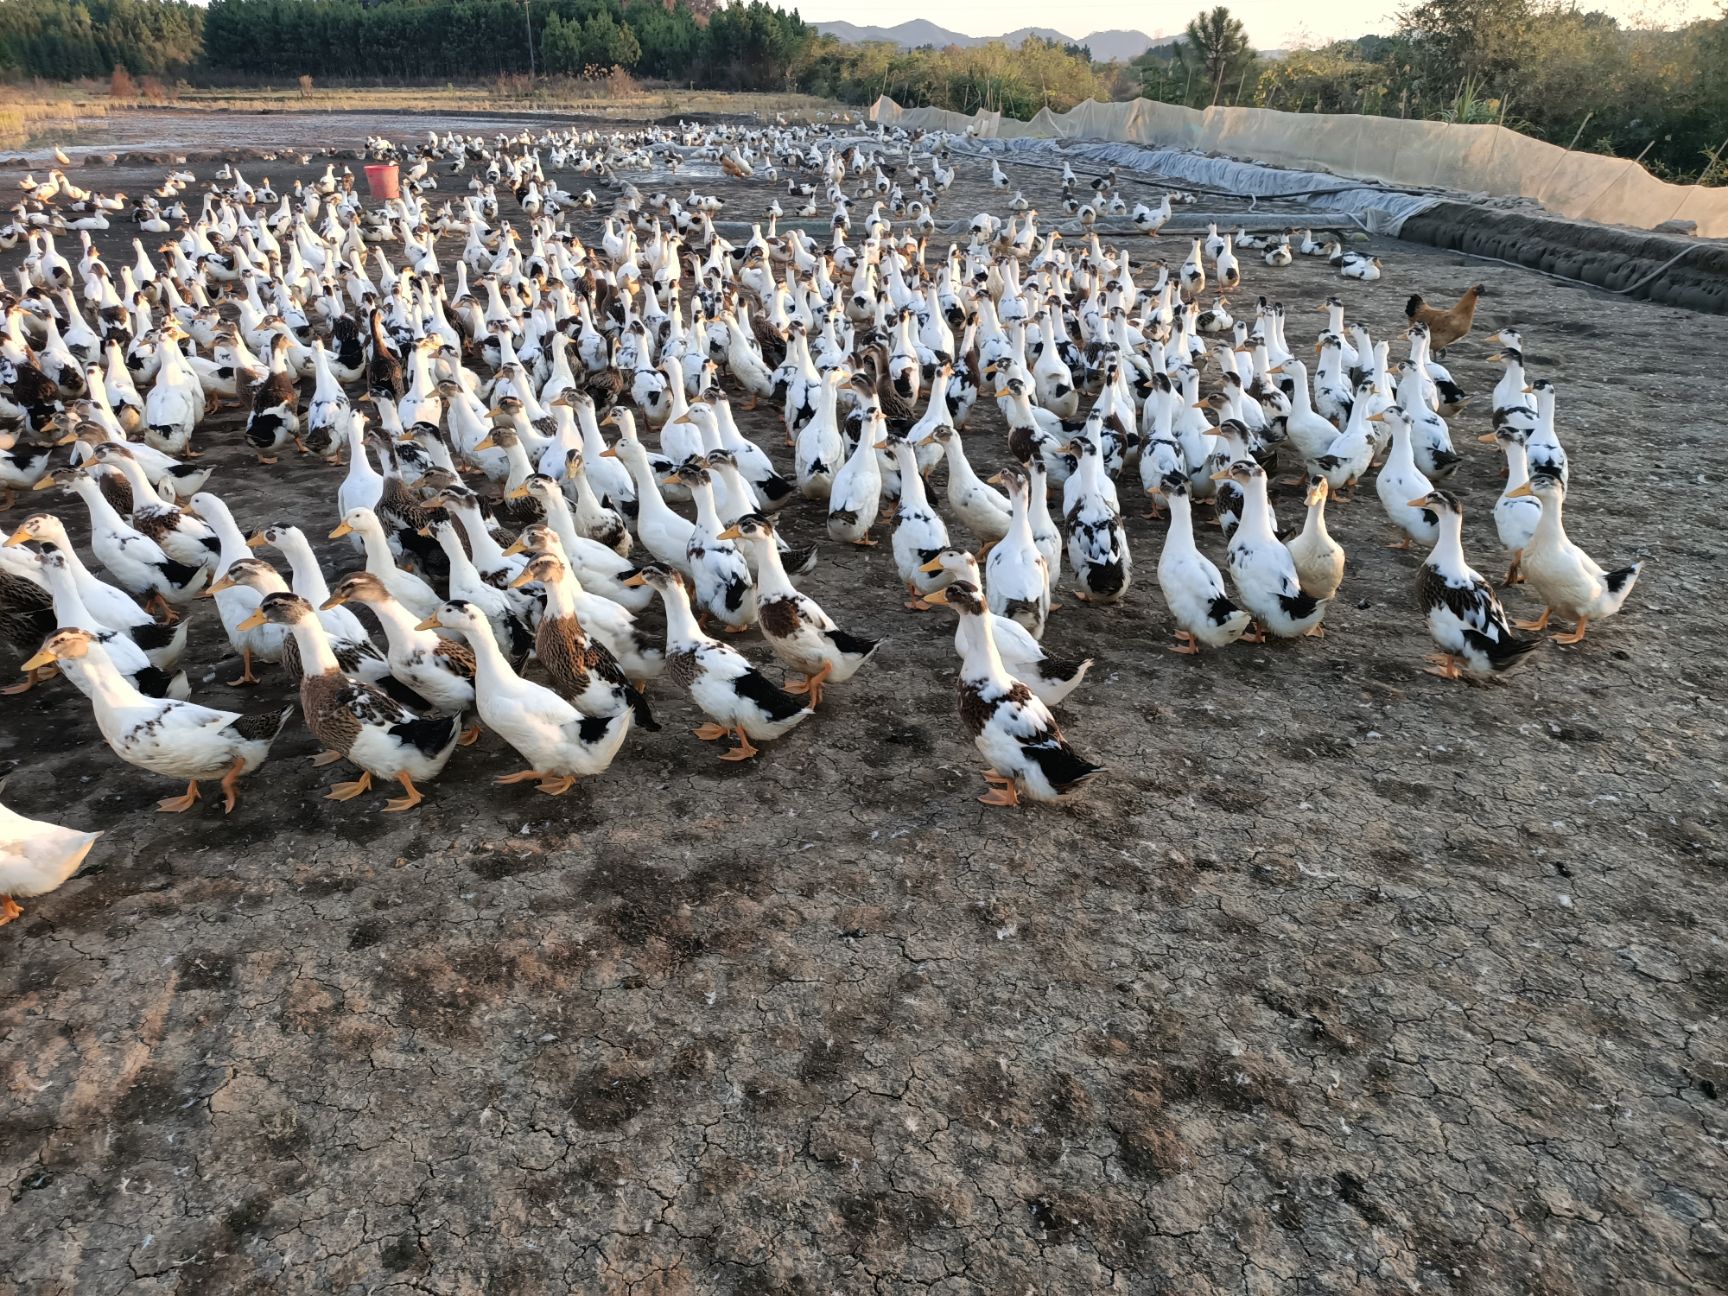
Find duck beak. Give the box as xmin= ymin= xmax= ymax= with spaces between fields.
xmin=1505 ymin=483 xmax=1535 ymax=499
xmin=717 ymin=524 xmax=742 ymax=540
xmin=508 ymin=568 xmax=537 ymax=589
xmin=320 ymin=594 xmax=347 ymax=610
xmin=1522 ymin=385 xmax=1533 ymax=394
xmin=599 ymin=446 xmax=618 ymax=458
xmin=20 ymin=647 xmax=57 ymax=671
xmin=1210 ymin=470 xmax=1232 ymax=482
xmin=32 ymin=478 xmax=55 ymax=491
xmin=1406 ymin=495 xmax=1431 ymax=508
xmin=917 ymin=556 xmax=945 ymax=573
xmin=235 ymin=609 xmax=267 ymax=631
xmin=205 ymin=575 xmax=234 ymax=594
xmin=1477 ymin=432 xmax=1498 ymax=444
xmin=3 ymin=527 xmax=29 ymax=547
xmin=621 ymin=572 xmax=647 ymax=587
xmin=501 ymin=537 xmax=525 ymax=556
xmin=1366 ymin=413 xmax=1385 ymax=423
xmin=329 ymin=521 xmax=353 ymax=539
xmin=246 ymin=531 xmax=268 ymax=548
xmin=473 ymin=435 xmax=495 ymax=452
xmin=923 ymin=586 xmax=950 ymax=605
xmin=414 ymin=615 xmax=441 ymax=632
xmin=1486 ymin=352 xmax=1502 ymax=362
xmin=55 ymin=431 xmax=77 ymax=446
xmin=872 ymin=439 xmax=889 ymax=450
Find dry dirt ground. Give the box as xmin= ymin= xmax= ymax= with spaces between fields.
xmin=1 ymin=115 xmax=1726 ymax=1294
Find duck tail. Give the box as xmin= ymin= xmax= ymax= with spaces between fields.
xmin=1606 ymin=560 xmax=1643 ymax=596
xmin=1478 ymin=629 xmax=1543 ymax=672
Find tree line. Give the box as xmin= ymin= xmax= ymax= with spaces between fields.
xmin=0 ymin=0 xmax=815 ymax=91
xmin=2 ymin=0 xmax=1723 ymax=184
xmin=0 ymin=0 xmax=204 ymax=80
xmin=196 ymin=0 xmax=811 ymax=90
xmin=1132 ymin=1 xmax=1728 ymax=184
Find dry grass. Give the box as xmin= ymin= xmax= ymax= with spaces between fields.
xmin=0 ymin=85 xmax=111 ymax=149
xmin=123 ymin=83 xmax=846 ymax=121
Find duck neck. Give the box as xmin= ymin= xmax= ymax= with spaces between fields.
xmin=456 ymin=505 xmax=508 ymax=568
xmin=438 ymin=528 xmax=484 ymax=586
xmin=749 ymin=538 xmax=794 ymax=597
xmin=366 ymin=594 xmax=432 ymax=650
xmin=358 ymin=517 xmax=396 ymax=577
xmin=279 ymin=534 xmax=332 ymax=604
xmin=1238 ymin=479 xmax=1276 ymax=542
xmin=657 ymin=580 xmax=709 ymax=647
xmin=1535 ymin=390 xmax=1556 ymax=438
xmin=1007 ymin=483 xmax=1035 ymax=544
xmin=894 ymin=443 xmax=929 ymax=508
xmin=1165 ymin=492 xmax=1197 ymax=548
xmin=954 ymin=608 xmax=1012 ymax=687
xmin=202 ymin=501 xmax=252 ymax=573
xmin=462 ymin=621 xmax=517 ymax=687
xmin=72 ymin=477 xmax=128 ymax=535
xmin=70 ymin=646 xmax=147 ymax=710
xmin=1502 ymin=440 xmax=1530 ymax=490
xmin=689 ymin=479 xmax=724 ymax=538
xmin=44 ymin=564 xmax=95 ymax=628
xmin=624 ymin=447 xmax=675 ymax=523
xmin=1430 ymin=510 xmax=1466 ymax=566
xmin=289 ymin=616 xmax=342 ymax=676
xmin=540 ymin=494 xmax=583 ymax=560
xmin=1387 ymin=422 xmax=1416 ymax=473
xmin=540 ymin=573 xmax=582 ymax=620
xmin=1532 ymin=489 xmax=1564 ymax=541
xmin=1303 ymin=496 xmax=1331 ymax=543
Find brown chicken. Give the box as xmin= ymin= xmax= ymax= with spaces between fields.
xmin=1405 ymin=284 xmax=1485 ymax=353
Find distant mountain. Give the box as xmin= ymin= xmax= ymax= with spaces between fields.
xmin=812 ymin=20 xmax=974 ymax=47
xmin=1082 ymin=29 xmax=1175 ymax=62
xmin=811 ymin=20 xmax=1170 ymax=61
xmin=1000 ymin=27 xmax=1073 ymax=47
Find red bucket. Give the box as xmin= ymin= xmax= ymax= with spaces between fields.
xmin=363 ymin=163 xmax=400 ymax=200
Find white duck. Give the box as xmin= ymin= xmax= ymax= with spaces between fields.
xmin=1372 ymin=407 xmax=1438 ymax=549
xmin=1152 ymin=472 xmax=1252 ymax=654
xmin=924 ymin=580 xmax=1103 ymax=807
xmin=1480 ymin=427 xmax=1543 ymax=586
xmin=0 ymin=779 xmax=101 ymax=926
xmin=21 ymin=628 xmax=291 ymax=813
xmin=1220 ymin=462 xmax=1328 ymax=639
xmin=826 ymin=401 xmax=884 ymax=546
xmin=626 ymin=563 xmax=811 ymax=762
xmin=422 ymin=599 xmax=630 ymax=795
xmin=1503 ymin=475 xmax=1642 ymax=645
xmin=1412 ymin=489 xmax=1541 ymax=679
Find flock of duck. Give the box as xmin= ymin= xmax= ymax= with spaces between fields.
xmin=0 ymin=120 xmax=1646 ymax=923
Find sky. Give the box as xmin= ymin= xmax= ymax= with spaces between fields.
xmin=792 ymin=0 xmax=1721 ymax=50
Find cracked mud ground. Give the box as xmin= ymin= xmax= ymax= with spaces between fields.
xmin=2 ymin=115 xmax=1726 ymax=1293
